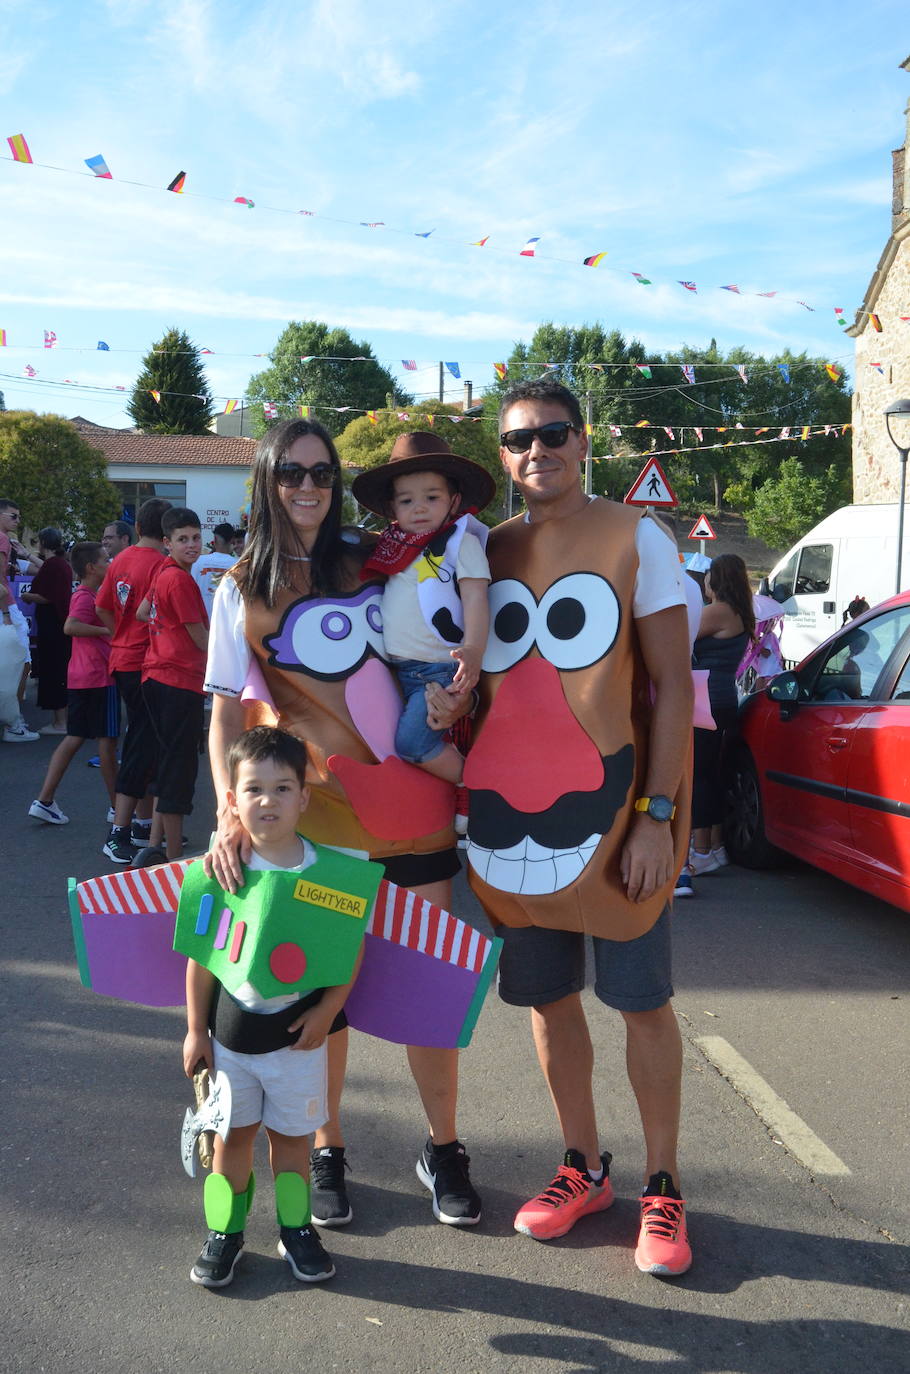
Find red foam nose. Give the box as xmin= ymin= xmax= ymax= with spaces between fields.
xmin=464 ymin=658 xmax=603 ymax=812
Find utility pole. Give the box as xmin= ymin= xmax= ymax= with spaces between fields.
xmin=439 ymin=361 xmax=444 ymax=404
xmin=584 ymin=391 xmax=593 ymax=495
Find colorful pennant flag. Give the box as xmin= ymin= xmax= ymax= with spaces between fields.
xmin=97 ymin=340 xmax=109 ymax=350
xmin=24 ymin=364 xmax=36 ymax=377
xmin=299 ymin=405 xmax=311 ymax=418
xmin=366 ymin=411 xmax=377 ymax=424
xmin=223 ymin=400 xmax=238 ymax=414
xmin=493 ymin=363 xmax=507 ymax=381
xmin=396 ymin=412 xmax=410 ymax=421
xmin=721 ymin=284 xmax=741 ymax=294
xmin=779 ymin=427 xmax=790 ymax=439
xmin=635 ymin=419 xmax=650 ymax=428
xmin=234 ymin=197 xmax=255 ymax=208
xmin=584 ymin=252 xmax=608 ymax=267
xmin=797 ymin=301 xmax=814 ymax=311
xmin=609 ymin=425 xmax=622 ymax=437
xmin=825 ymin=364 xmax=841 ymax=382
xmin=869 ymin=313 xmax=883 ymax=332
xmin=778 ymin=364 xmax=791 ymax=383
xmin=681 ymin=364 xmax=695 ymax=384
xmin=801 ymin=426 xmax=810 ymax=440
xmin=263 ymin=402 xmax=277 ymax=419
xmin=664 ymin=427 xmax=675 ymax=440
xmin=631 ymin=272 xmax=651 ymax=284
xmin=360 ymin=221 xmax=384 ymax=228
xmin=167 ymin=171 xmax=186 ymax=193
xmin=445 ymin=362 xmax=461 ymax=379
xmin=425 ymin=414 xmax=435 ymax=427
xmin=0 ymin=330 xmax=6 ymax=346
xmin=402 ymin=360 xmax=418 ymax=371
xmin=678 ymin=281 xmax=697 ymax=293
xmin=757 ymin=291 xmax=778 ymax=298
xmin=44 ymin=331 xmax=57 ymax=349
xmin=756 ymin=427 xmax=769 ymax=435
xmin=520 ymin=238 xmax=540 ymax=257
xmin=694 ymin=428 xmax=703 ymax=442
xmin=635 ymin=364 xmax=652 ymax=379
xmin=414 ymin=230 xmax=434 ymax=238
xmin=472 ymin=236 xmax=490 ymax=247
xmin=736 ymin=365 xmax=748 ymax=383
xmin=834 ymin=307 xmax=847 ymax=327
xmin=7 ymin=133 xmax=32 ymax=164
xmin=870 ymin=363 xmax=884 ymax=375
xmin=299 ymin=356 xmax=314 ymax=363
xmin=298 ymin=209 xmax=314 ymax=216
xmin=85 ymin=154 xmax=112 ymax=179
xmin=149 ymin=390 xmax=161 ymax=403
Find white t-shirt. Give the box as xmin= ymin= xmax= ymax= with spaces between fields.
xmin=230 ymin=837 xmax=316 ymax=1012
xmin=203 ymin=509 xmax=685 ymax=697
xmin=383 ymin=529 xmax=491 ymax=662
xmin=192 ymin=551 xmax=236 ymax=621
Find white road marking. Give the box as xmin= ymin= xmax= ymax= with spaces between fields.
xmin=695 ymin=1035 xmax=851 ymax=1177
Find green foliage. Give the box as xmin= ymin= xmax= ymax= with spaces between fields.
xmin=246 ymin=322 xmax=411 ymax=439
xmin=744 ymin=458 xmax=847 ymax=548
xmin=0 ymin=411 xmax=120 ymax=537
xmin=336 ymin=401 xmax=505 ymax=527
xmin=127 ymin=328 xmax=214 ymax=434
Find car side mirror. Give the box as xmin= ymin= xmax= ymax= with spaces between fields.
xmin=768 ymin=670 xmax=800 ymax=718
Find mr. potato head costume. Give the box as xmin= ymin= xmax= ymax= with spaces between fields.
xmin=464 ymin=496 xmax=691 ymax=940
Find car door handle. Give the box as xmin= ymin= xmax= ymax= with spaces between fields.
xmin=826 ymin=735 xmax=848 ymax=750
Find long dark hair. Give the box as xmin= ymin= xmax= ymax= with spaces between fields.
xmin=233 ymin=419 xmax=348 ymax=606
xmin=708 ymin=553 xmax=756 ymax=641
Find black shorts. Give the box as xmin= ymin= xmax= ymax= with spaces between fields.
xmin=66 ymin=685 xmax=120 ymax=740
xmin=115 ymin=669 xmax=158 ymax=799
xmin=380 ymin=846 xmax=460 ymax=889
xmin=143 ymin=677 xmax=205 ymax=815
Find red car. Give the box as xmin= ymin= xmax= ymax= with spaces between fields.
xmin=724 ymin=592 xmax=910 ymax=912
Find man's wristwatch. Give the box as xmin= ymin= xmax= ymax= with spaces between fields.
xmin=633 ymin=795 xmax=676 ymax=822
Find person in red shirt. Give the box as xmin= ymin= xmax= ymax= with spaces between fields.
xmin=134 ymin=506 xmax=209 ymax=864
xmin=96 ymin=498 xmax=171 ymax=863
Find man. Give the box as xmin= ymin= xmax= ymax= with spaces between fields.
xmin=463 ymin=380 xmax=694 ymax=1276
xmin=101 ymin=521 xmax=133 ymax=560
xmin=192 ymin=522 xmax=237 ymax=621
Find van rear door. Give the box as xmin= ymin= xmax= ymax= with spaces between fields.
xmin=772 ymin=541 xmax=838 ymax=663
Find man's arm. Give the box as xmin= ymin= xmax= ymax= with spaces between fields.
xmin=185 ymin=621 xmax=208 ymax=652
xmin=620 ymin=604 xmax=693 ymax=903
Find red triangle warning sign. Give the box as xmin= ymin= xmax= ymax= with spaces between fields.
xmin=688 ymin=514 xmax=717 ymax=540
xmin=624 ymin=458 xmax=678 ymax=507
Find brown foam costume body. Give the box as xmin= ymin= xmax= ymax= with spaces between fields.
xmin=239 ymin=544 xmax=454 ymax=858
xmin=464 ymin=499 xmax=691 ymax=941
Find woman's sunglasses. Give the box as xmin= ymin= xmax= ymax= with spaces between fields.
xmin=499 ymin=421 xmax=580 ymax=454
xmin=275 ymin=462 xmax=338 ymax=489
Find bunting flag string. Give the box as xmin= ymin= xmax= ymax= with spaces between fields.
xmin=1 ymin=129 xmax=880 ymax=328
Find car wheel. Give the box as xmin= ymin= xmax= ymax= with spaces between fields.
xmin=723 ymin=746 xmax=783 ymax=869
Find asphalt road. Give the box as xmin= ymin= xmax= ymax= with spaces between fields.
xmin=2 ymin=713 xmax=908 ymax=1374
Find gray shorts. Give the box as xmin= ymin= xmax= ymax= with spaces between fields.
xmin=497 ymin=908 xmax=673 ymax=1013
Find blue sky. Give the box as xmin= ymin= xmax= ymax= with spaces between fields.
xmin=0 ymin=0 xmax=907 ymax=427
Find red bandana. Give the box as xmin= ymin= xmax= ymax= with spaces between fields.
xmin=360 ymin=519 xmax=457 ymax=580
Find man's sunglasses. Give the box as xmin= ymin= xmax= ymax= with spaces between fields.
xmin=275 ymin=462 xmax=338 ymax=489
xmin=499 ymin=421 xmax=580 ymax=453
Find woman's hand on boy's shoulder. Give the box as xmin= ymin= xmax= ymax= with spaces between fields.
xmin=204 ymin=809 xmax=252 ymax=893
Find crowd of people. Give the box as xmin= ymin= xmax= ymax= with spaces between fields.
xmin=4 ymin=381 xmax=782 ymax=1291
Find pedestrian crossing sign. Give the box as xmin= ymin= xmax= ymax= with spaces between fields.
xmin=624 ymin=458 xmax=678 ymax=507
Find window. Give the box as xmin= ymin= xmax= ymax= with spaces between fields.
xmin=794 ymin=544 xmax=833 ymax=596
xmin=111 ymin=480 xmax=187 ymax=526
xmin=809 ymin=605 xmax=910 ymax=702
xmin=769 ymin=550 xmax=799 ymax=602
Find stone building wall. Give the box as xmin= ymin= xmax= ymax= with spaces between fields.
xmin=852 ymin=226 xmax=910 ymax=503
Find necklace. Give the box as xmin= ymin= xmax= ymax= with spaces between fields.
xmin=281 ymin=552 xmax=311 ymax=561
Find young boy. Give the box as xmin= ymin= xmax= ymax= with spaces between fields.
xmin=97 ymin=497 xmax=172 ymax=861
xmin=351 ymin=432 xmax=495 ymax=786
xmin=183 ymin=726 xmax=363 ymax=1288
xmin=192 ymin=521 xmax=237 ymax=622
xmin=27 ymin=542 xmax=120 ymax=824
xmin=134 ymin=507 xmax=208 ymax=865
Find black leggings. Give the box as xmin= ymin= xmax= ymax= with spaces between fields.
xmin=691 ymin=706 xmax=738 ymax=830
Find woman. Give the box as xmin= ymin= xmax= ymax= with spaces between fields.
xmin=20 ymin=528 xmax=72 ymax=734
xmin=689 ymin=553 xmax=755 ymax=875
xmin=205 ymin=419 xmax=479 ymax=1231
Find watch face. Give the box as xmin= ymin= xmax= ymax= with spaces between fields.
xmin=648 ymin=795 xmax=674 ymax=822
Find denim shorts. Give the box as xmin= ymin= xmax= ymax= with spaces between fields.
xmin=393 ymin=657 xmax=457 ymax=763
xmin=497 ymin=908 xmax=673 ymax=1013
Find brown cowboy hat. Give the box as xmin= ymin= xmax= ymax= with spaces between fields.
xmin=350 ymin=430 xmax=497 ymax=516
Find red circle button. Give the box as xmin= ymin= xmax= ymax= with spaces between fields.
xmin=269 ymin=942 xmax=307 ymax=983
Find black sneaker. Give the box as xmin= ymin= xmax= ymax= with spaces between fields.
xmin=416 ymin=1139 xmax=481 ymax=1226
xmin=131 ymin=819 xmax=153 ymax=845
xmin=102 ymin=827 xmax=135 ymax=864
xmin=131 ymin=844 xmax=167 ymax=869
xmin=310 ymin=1146 xmax=353 ymax=1226
xmin=190 ymin=1229 xmax=244 ymax=1287
xmin=277 ymin=1225 xmax=335 ymax=1282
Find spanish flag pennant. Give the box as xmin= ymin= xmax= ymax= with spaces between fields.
xmin=223 ymin=400 xmax=238 ymax=414
xmin=472 ymin=235 xmax=490 ymax=247
xmin=298 ymin=405 xmax=311 ymax=418
xmin=801 ymin=426 xmax=811 ymax=440
xmin=150 ymin=390 xmax=161 ymax=403
xmin=0 ymin=330 xmax=6 ymax=346
xmin=367 ymin=411 xmax=377 ymax=424
xmin=825 ymin=363 xmax=841 ymax=382
xmin=425 ymin=414 xmax=435 ymax=427
xmin=635 ymin=419 xmax=650 ymax=428
xmin=493 ymin=362 xmax=507 ymax=381
xmin=869 ymin=313 xmax=882 ymax=332
xmin=167 ymin=171 xmax=186 ymax=193
xmin=7 ymin=133 xmax=32 ymax=163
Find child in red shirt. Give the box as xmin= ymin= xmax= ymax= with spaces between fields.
xmin=135 ymin=507 xmax=209 ymax=864
xmin=27 ymin=542 xmax=120 ymax=825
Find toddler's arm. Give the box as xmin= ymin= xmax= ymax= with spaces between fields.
xmin=449 ymin=577 xmax=490 ymax=692
xmin=183 ymin=958 xmax=216 ymax=1076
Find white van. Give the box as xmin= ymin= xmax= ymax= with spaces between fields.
xmin=763 ymin=504 xmax=910 ymax=664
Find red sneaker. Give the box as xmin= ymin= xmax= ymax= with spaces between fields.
xmin=635 ymin=1188 xmax=691 ymax=1276
xmin=514 ymin=1150 xmax=614 ymax=1240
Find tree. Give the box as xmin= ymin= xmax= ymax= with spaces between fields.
xmin=0 ymin=411 xmax=120 ymax=536
xmin=743 ymin=457 xmax=846 ymax=548
xmin=127 ymin=328 xmax=214 ymax=434
xmin=246 ymin=322 xmax=412 ymax=439
xmin=336 ymin=402 xmax=505 ymax=527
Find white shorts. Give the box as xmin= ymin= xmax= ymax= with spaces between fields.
xmin=212 ymin=1038 xmax=328 ymax=1136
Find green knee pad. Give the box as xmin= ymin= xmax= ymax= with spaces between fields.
xmin=204 ymin=1171 xmax=255 ymax=1234
xmin=274 ymin=1172 xmax=310 ymax=1229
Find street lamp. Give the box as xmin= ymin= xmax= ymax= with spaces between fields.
xmin=884 ymin=398 xmax=910 ymax=593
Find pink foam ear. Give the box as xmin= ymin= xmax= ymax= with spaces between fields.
xmin=241 ymin=655 xmax=277 ymax=711
xmin=328 ymin=753 xmax=454 ymax=840
xmin=344 ymin=657 xmax=400 ymax=761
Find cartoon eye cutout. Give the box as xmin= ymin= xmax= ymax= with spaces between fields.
xmin=483 ymin=579 xmax=538 ymax=673
xmin=264 ymin=586 xmax=386 ymax=681
xmin=536 ymin=574 xmax=620 ymax=670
